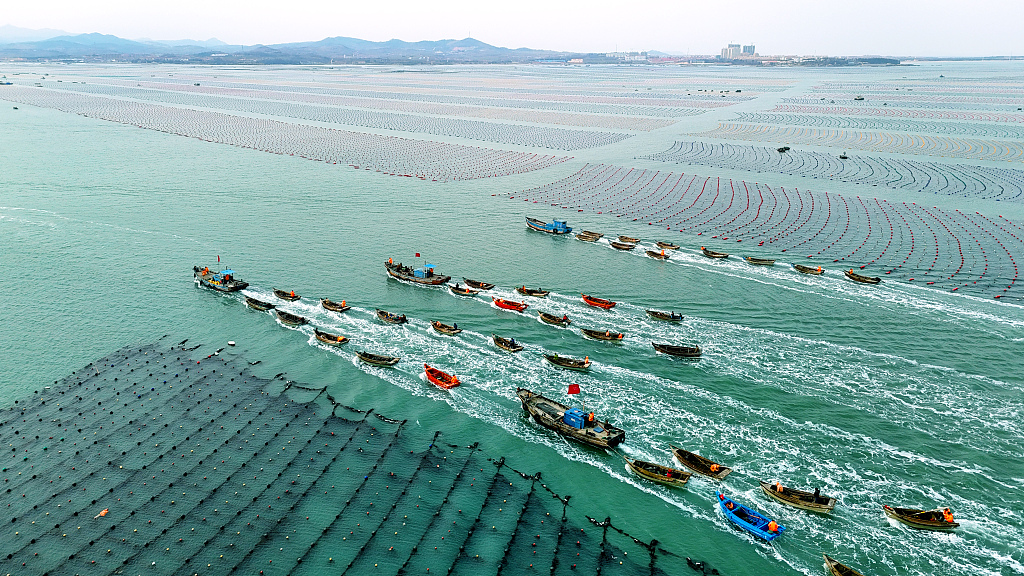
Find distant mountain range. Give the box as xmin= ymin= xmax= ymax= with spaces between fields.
xmin=0 ymin=28 xmax=591 ymax=64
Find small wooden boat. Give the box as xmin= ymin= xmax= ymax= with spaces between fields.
xmin=581 ymin=328 xmax=624 ymax=341
xmin=582 ymin=294 xmax=616 ymax=309
xmin=526 ymin=217 xmax=572 ymax=235
xmin=656 ymin=241 xmax=680 ymax=250
xmin=492 ymin=334 xmax=523 ymax=352
xmin=314 ymin=328 xmax=349 ymax=346
xmin=194 ymin=266 xmax=249 ymax=292
xmin=759 ymin=481 xmax=837 ymax=514
xmin=793 ymin=264 xmax=824 ymax=276
xmin=646 ymin=250 xmax=670 ymax=260
xmin=581 ymin=230 xmax=604 ymax=238
xmin=463 ymin=278 xmax=495 ymax=290
xmin=376 ymin=309 xmax=408 ymax=324
xmin=624 ymin=456 xmax=690 ymax=487
xmin=424 ymin=364 xmax=460 ymax=389
xmin=701 ymin=246 xmax=729 ymax=259
xmin=273 ymin=288 xmax=301 ymax=301
xmin=670 ymin=445 xmax=731 ymax=479
xmin=385 ymin=261 xmax=451 ymax=286
xmin=823 ymin=554 xmax=865 ymax=576
xmin=744 ymin=256 xmax=776 ymax=266
xmin=717 ymin=492 xmax=785 ymax=542
xmin=610 ymin=241 xmax=636 ymax=251
xmin=431 ymin=320 xmax=463 ymax=335
xmin=646 ymin=310 xmax=683 ymax=322
xmin=516 ymin=286 xmax=549 ymax=298
xmin=492 ymin=297 xmax=528 ymax=312
xmin=355 ymin=350 xmax=400 ymax=367
xmin=575 ymin=233 xmax=601 ymax=242
xmin=321 ymin=298 xmax=351 ymax=312
xmin=516 ymin=388 xmax=625 ymax=449
xmin=245 ymin=296 xmax=275 ymax=311
xmin=618 ymin=235 xmax=639 ymax=244
xmin=539 ymin=311 xmax=571 ymax=326
xmin=845 ymin=269 xmax=881 ymax=284
xmin=653 ymin=342 xmax=702 ymax=358
xmin=883 ymin=505 xmax=958 ymax=531
xmin=276 ymin=310 xmax=307 ymax=326
xmin=544 ymin=354 xmax=591 ymax=371
xmin=449 ymin=283 xmax=479 ymax=296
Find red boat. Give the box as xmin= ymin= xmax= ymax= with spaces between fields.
xmin=492 ymin=297 xmax=529 ymax=312
xmin=424 ymin=364 xmax=460 ymax=389
xmin=582 ymin=294 xmax=616 ymax=309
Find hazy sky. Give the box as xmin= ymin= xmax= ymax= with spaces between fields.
xmin=5 ymin=0 xmax=1023 ymax=56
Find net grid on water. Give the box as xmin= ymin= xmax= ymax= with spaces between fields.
xmin=1 ymin=337 xmax=686 ymax=576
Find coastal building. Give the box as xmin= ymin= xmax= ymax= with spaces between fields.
xmin=743 ymin=44 xmax=756 ymax=55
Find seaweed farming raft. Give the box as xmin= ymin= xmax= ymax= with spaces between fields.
xmin=0 ymin=338 xmax=684 ymax=576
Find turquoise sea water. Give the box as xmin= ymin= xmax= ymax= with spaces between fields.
xmin=2 ymin=64 xmax=1023 ymax=576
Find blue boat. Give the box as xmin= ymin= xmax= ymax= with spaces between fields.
xmin=526 ymin=217 xmax=572 ymax=235
xmin=717 ymin=492 xmax=785 ymax=542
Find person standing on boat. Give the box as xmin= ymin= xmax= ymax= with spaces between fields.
xmin=767 ymin=520 xmax=779 ymax=533
xmin=943 ymin=508 xmax=955 ymax=523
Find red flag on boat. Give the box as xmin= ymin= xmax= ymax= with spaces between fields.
xmin=217 ymin=255 xmax=220 ymax=263
xmin=567 ymin=384 xmax=580 ymax=395
xmin=415 ymin=253 xmax=420 ymax=257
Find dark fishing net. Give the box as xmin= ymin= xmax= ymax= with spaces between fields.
xmin=1 ymin=339 xmax=693 ymax=576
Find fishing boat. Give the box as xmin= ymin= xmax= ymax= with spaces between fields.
xmin=581 ymin=328 xmax=624 ymax=341
xmin=449 ymin=283 xmax=479 ymax=296
xmin=717 ymin=492 xmax=785 ymax=542
xmin=581 ymin=230 xmax=604 ymax=238
xmin=670 ymin=445 xmax=731 ymax=479
xmin=624 ymin=456 xmax=690 ymax=487
xmin=575 ymin=232 xmax=601 ymax=242
xmin=652 ymin=342 xmax=702 ymax=358
xmin=618 ymin=235 xmax=640 ymax=244
xmin=492 ymin=297 xmax=528 ymax=312
xmin=845 ymin=269 xmax=881 ymax=284
xmin=701 ymin=247 xmax=729 ymax=259
xmin=194 ymin=266 xmax=249 ymax=292
xmin=516 ymin=286 xmax=550 ymax=298
xmin=883 ymin=505 xmax=959 ymax=531
xmin=823 ymin=554 xmax=865 ymax=576
xmin=759 ymin=481 xmax=837 ymax=514
xmin=744 ymin=256 xmax=776 ymax=266
xmin=424 ymin=364 xmax=460 ymax=389
xmin=646 ymin=310 xmax=683 ymax=322
xmin=656 ymin=241 xmax=680 ymax=250
xmin=526 ymin=217 xmax=572 ymax=235
xmin=839 ymin=153 xmax=849 ymax=159
xmin=582 ymin=294 xmax=616 ymax=309
xmin=492 ymin=334 xmax=524 ymax=352
xmin=544 ymin=353 xmax=591 ymax=371
xmin=385 ymin=260 xmax=451 ymax=286
xmin=376 ymin=309 xmax=408 ymax=324
xmin=610 ymin=241 xmax=636 ymax=251
xmin=793 ymin=264 xmax=824 ymax=276
xmin=355 ymin=350 xmax=400 ymax=367
xmin=516 ymin=388 xmax=625 ymax=449
xmin=462 ymin=278 xmax=495 ymax=290
xmin=245 ymin=296 xmax=275 ymax=311
xmin=321 ymin=298 xmax=351 ymax=312
xmin=314 ymin=328 xmax=348 ymax=346
xmin=431 ymin=320 xmax=462 ymax=335
xmin=646 ymin=250 xmax=670 ymax=260
xmin=854 ymin=95 xmax=865 ymax=101
xmin=275 ymin=310 xmax=307 ymax=326
xmin=539 ymin=311 xmax=571 ymax=326
xmin=274 ymin=288 xmax=301 ymax=301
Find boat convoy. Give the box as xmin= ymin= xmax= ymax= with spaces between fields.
xmin=192 ymin=220 xmax=910 ymax=575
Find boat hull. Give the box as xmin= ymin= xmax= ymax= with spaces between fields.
xmin=582 ymin=294 xmax=616 ymax=309
xmin=759 ymin=481 xmax=836 ymax=513
xmin=671 ymin=445 xmax=731 ymax=479
xmin=626 ymin=459 xmax=690 ymax=487
xmin=718 ymin=492 xmax=784 ymax=542
xmin=793 ymin=264 xmax=824 ymax=276
xmin=356 ymin=351 xmax=400 ymax=367
xmin=646 ymin=310 xmax=683 ymax=322
xmin=544 ymin=354 xmax=590 ymax=371
xmin=385 ymin=264 xmax=451 ymax=285
xmin=424 ymin=364 xmax=459 ymax=389
xmin=824 ymin=554 xmax=865 ymax=576
xmin=539 ymin=312 xmax=571 ymax=326
xmin=493 ymin=298 xmax=528 ymax=312
xmin=526 ymin=217 xmax=572 ymax=234
xmin=194 ymin=267 xmax=248 ymax=292
xmin=883 ymin=506 xmax=958 ymax=531
xmin=701 ymin=248 xmax=729 ymax=259
xmin=845 ymin=270 xmax=881 ymax=284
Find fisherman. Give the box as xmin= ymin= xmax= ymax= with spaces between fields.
xmin=942 ymin=508 xmax=955 ymax=523
xmin=509 ymin=337 xmax=515 ymax=345
xmin=767 ymin=520 xmax=779 ymax=532
xmin=606 ymin=330 xmax=611 ymax=337
xmin=813 ymin=487 xmax=820 ymax=498
xmin=389 ymin=258 xmax=393 ymax=265
xmin=290 ymin=290 xmax=296 ymax=298
xmin=817 ymin=266 xmax=822 ymax=272
xmin=710 ymin=463 xmax=720 ymax=473
xmin=775 ymin=482 xmax=783 ymax=493
xmin=562 ymin=314 xmax=568 ymax=322
xmin=584 ymin=355 xmax=589 ymax=363
xmin=452 ymin=322 xmax=458 ymax=330
xmin=341 ymin=300 xmax=345 ymax=307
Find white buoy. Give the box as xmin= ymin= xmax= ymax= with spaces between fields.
xmin=228 ymin=341 xmax=235 ymax=346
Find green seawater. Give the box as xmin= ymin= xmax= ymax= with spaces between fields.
xmin=2 ymin=74 xmax=1023 ymax=576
